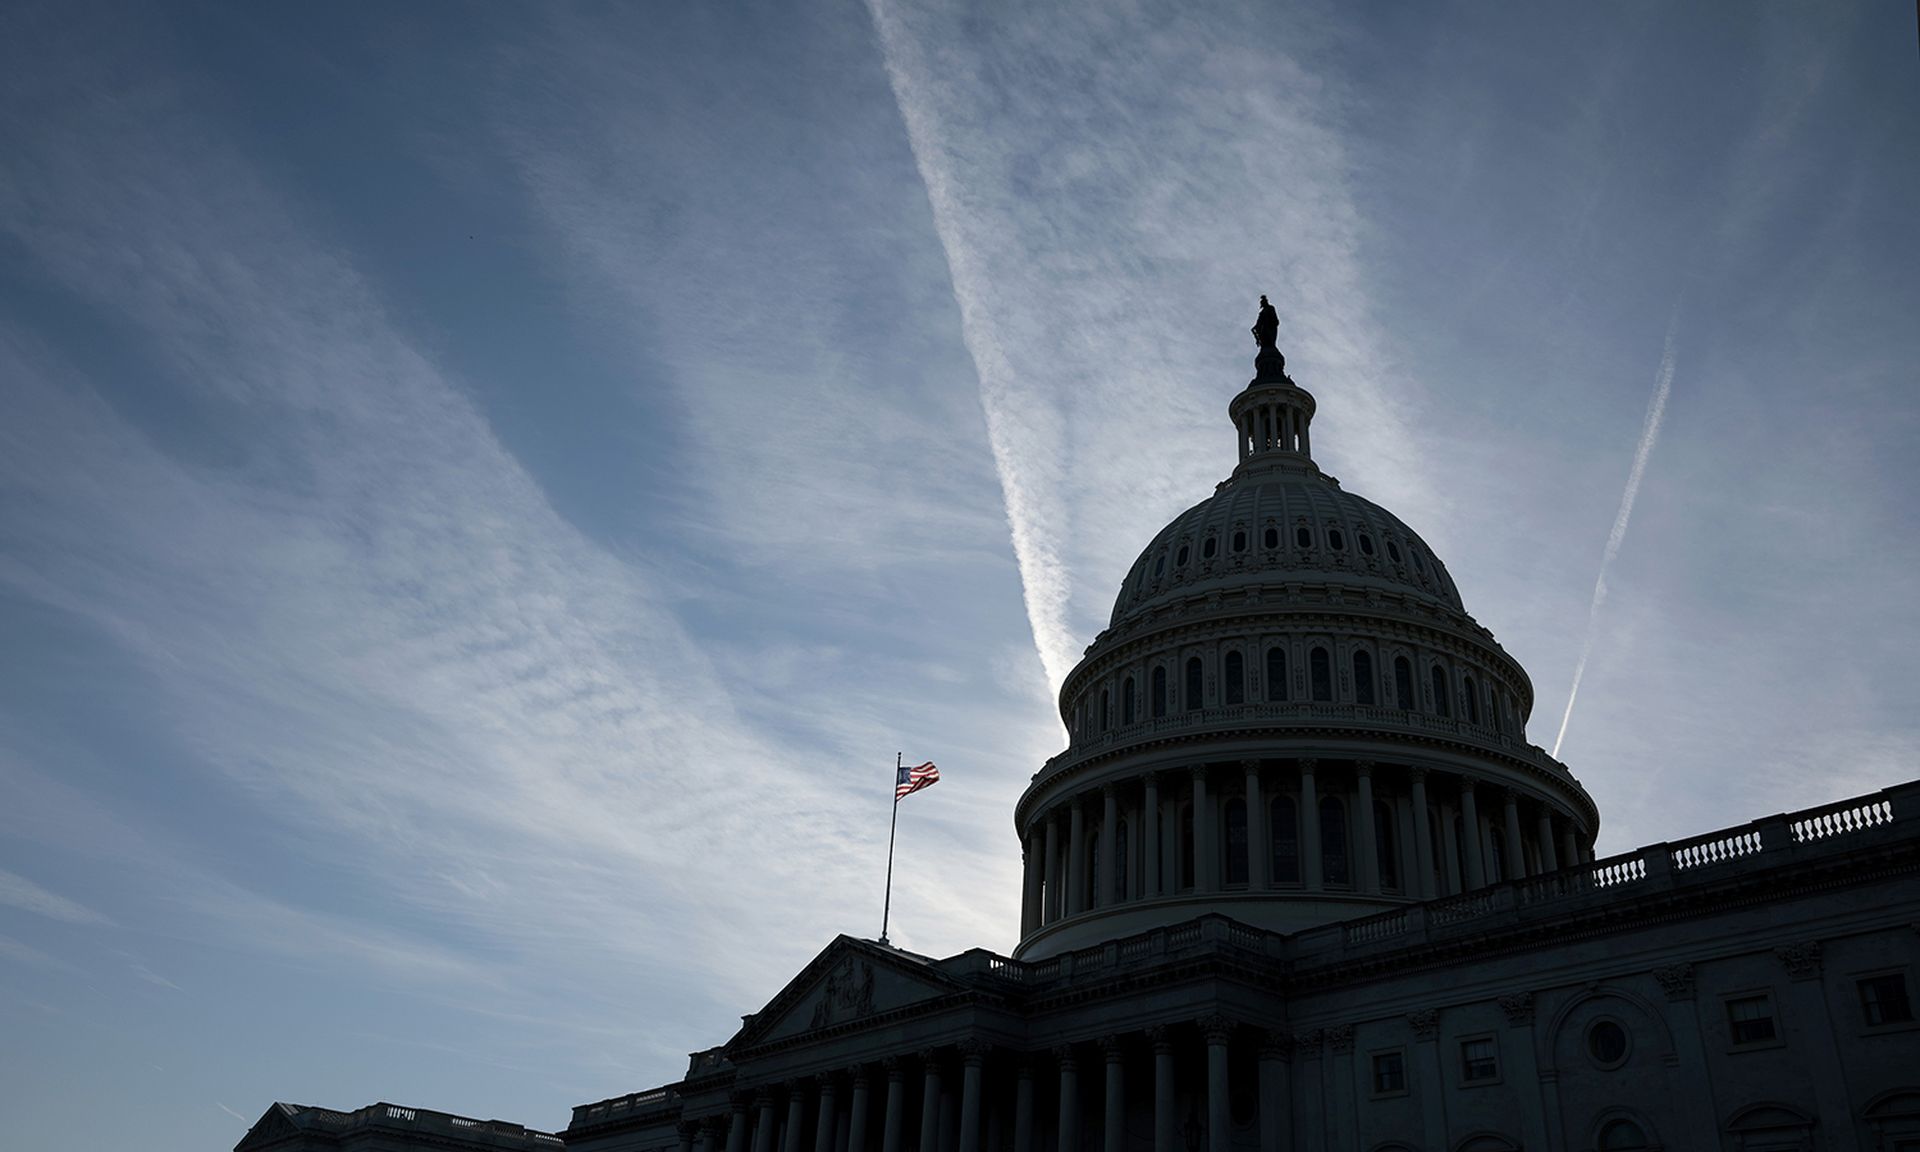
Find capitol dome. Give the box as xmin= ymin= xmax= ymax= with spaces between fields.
xmin=1012 ymin=331 xmax=1598 ymax=958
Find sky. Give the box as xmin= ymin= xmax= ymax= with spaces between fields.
xmin=1 ymin=2 xmax=1916 ymax=1149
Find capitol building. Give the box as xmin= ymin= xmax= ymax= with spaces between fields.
xmin=239 ymin=320 xmax=1920 ymax=1152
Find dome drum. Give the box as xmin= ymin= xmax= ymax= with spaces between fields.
xmin=1014 ymin=329 xmax=1602 ymax=958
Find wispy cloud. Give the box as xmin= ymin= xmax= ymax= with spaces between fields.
xmin=1551 ymin=309 xmax=1678 ymax=759
xmin=216 ymin=1103 xmax=248 ymax=1123
xmin=0 ymin=868 xmax=111 ymax=926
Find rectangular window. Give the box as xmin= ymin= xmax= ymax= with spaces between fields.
xmin=1859 ymin=973 xmax=1915 ymax=1027
xmin=1727 ymin=994 xmax=1777 ymax=1045
xmin=1459 ymin=1036 xmax=1498 ymax=1083
xmin=1371 ymin=1050 xmax=1406 ymax=1095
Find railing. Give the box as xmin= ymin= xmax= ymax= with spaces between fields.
xmin=1670 ymin=826 xmax=1764 ymax=871
xmin=1043 ymin=700 xmax=1570 ymax=782
xmin=1792 ymin=794 xmax=1894 ymax=843
xmin=1344 ymin=908 xmax=1406 ymax=945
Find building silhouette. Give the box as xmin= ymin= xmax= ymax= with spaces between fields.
xmin=239 ymin=321 xmax=1920 ymax=1152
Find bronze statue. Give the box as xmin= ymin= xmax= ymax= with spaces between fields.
xmin=1252 ymin=294 xmax=1279 ymax=352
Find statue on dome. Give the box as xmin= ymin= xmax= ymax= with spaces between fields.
xmin=1252 ymin=295 xmax=1279 ymax=352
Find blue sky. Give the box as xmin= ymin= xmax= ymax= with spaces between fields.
xmin=2 ymin=3 xmax=1916 ymax=1149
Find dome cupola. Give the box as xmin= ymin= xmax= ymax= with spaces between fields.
xmin=1011 ymin=300 xmax=1598 ymax=959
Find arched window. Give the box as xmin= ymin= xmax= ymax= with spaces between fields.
xmin=1202 ymin=535 xmax=1218 ymax=560
xmin=1321 ymin=796 xmax=1350 ymax=886
xmin=1266 ymin=647 xmax=1289 ymax=702
xmin=1596 ymin=1119 xmax=1649 ymax=1150
xmin=1352 ymin=650 xmax=1375 ymax=706
xmin=1359 ymin=533 xmax=1375 ymax=556
xmin=1178 ymin=803 xmax=1195 ymax=890
xmin=1154 ymin=553 xmax=1166 ymax=579
xmin=1122 ymin=676 xmax=1136 ymax=725
xmin=1394 ymin=656 xmax=1415 ymax=709
xmin=1387 ymin=540 xmax=1403 ymax=563
xmin=1151 ymin=666 xmax=1167 ymax=718
xmin=1263 ymin=526 xmax=1279 ymax=550
xmin=1100 ymin=689 xmax=1111 ymax=731
xmin=1309 ymin=646 xmax=1333 ymax=702
xmin=1223 ymin=650 xmax=1245 ymax=705
xmin=1224 ymin=798 xmax=1249 ymax=886
xmin=1184 ymin=657 xmax=1204 ymax=712
xmin=1231 ymin=529 xmax=1247 ymax=553
xmin=1295 ymin=525 xmax=1313 ymax=548
xmin=1463 ymin=674 xmax=1480 ymax=725
xmin=1114 ymin=820 xmax=1129 ymax=902
xmin=1328 ymin=528 xmax=1345 ymax=551
xmin=1430 ymin=664 xmax=1451 ymax=717
xmin=1270 ymin=796 xmax=1300 ymax=883
xmin=1175 ymin=543 xmax=1190 ymax=567
xmin=1376 ymin=801 xmax=1399 ymax=891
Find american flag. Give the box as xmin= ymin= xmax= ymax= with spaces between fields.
xmin=895 ymin=760 xmax=940 ymax=801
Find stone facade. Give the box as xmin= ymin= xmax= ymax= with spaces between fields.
xmin=558 ymin=334 xmax=1920 ymax=1152
xmin=246 ymin=325 xmax=1920 ymax=1152
xmin=235 ymin=1102 xmax=563 ymax=1152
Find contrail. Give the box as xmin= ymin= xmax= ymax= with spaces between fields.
xmin=863 ymin=0 xmax=1079 ymax=697
xmin=1550 ymin=310 xmax=1680 ymax=758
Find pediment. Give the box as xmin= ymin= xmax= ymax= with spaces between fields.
xmin=734 ymin=937 xmax=965 ymax=1049
xmin=235 ymin=1103 xmax=302 ymax=1150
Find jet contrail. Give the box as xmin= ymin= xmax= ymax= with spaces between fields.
xmin=1550 ymin=311 xmax=1680 ymax=759
xmin=863 ymin=0 xmax=1079 ymax=697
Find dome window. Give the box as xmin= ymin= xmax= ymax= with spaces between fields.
xmin=1359 ymin=532 xmax=1375 ymax=556
xmin=1184 ymin=656 xmax=1204 ymax=712
xmin=1394 ymin=656 xmax=1415 ymax=709
xmin=1231 ymin=529 xmax=1247 ymax=553
xmin=1263 ymin=526 xmax=1279 ymax=550
xmin=1150 ymin=667 xmax=1168 ymax=718
xmin=1224 ymin=650 xmax=1245 ymax=705
xmin=1100 ymin=688 xmax=1111 ymax=731
xmin=1320 ymin=796 xmax=1350 ymax=886
xmin=1463 ymin=674 xmax=1481 ymax=725
xmin=1412 ymin=550 xmax=1427 ymax=575
xmin=1154 ymin=554 xmax=1166 ymax=579
xmin=1387 ymin=540 xmax=1403 ymax=563
xmin=1202 ymin=535 xmax=1218 ymax=560
xmin=1175 ymin=544 xmax=1190 ymax=567
xmin=1121 ymin=676 xmax=1136 ymax=725
xmin=1270 ymin=796 xmax=1300 ymax=883
xmin=1309 ymin=646 xmax=1333 ymax=702
xmin=1353 ymin=650 xmax=1376 ymax=706
xmin=1295 ymin=526 xmax=1313 ymax=548
xmin=1265 ymin=647 xmax=1289 ymax=702
xmin=1328 ymin=528 xmax=1345 ymax=552
xmin=1430 ymin=665 xmax=1452 ymax=717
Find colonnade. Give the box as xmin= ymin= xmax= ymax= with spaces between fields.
xmin=696 ymin=1025 xmax=1280 ymax=1152
xmin=1019 ymin=759 xmax=1587 ymax=936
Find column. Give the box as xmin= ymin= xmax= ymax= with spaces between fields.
xmin=1355 ymin=762 xmax=1380 ymax=895
xmin=815 ymin=1076 xmax=839 ymax=1152
xmin=958 ymin=1041 xmax=986 ymax=1152
xmin=702 ymin=1120 xmax=723 ymax=1152
xmin=1149 ymin=1026 xmax=1174 ymax=1152
xmin=1013 ymin=1058 xmax=1035 ymax=1152
xmin=1055 ymin=1046 xmax=1079 ymax=1152
xmin=1245 ymin=761 xmax=1269 ymax=888
xmin=1256 ymin=1032 xmax=1290 ymax=1152
xmin=1100 ymin=787 xmax=1119 ymax=907
xmin=1410 ymin=768 xmax=1435 ymax=899
xmin=1536 ymin=811 xmax=1560 ymax=872
xmin=680 ymin=1122 xmax=699 ymax=1152
xmin=848 ymin=1072 xmax=872 ymax=1152
xmin=1299 ymin=760 xmax=1323 ymax=891
xmin=1043 ymin=817 xmax=1060 ymax=922
xmin=1099 ymin=1036 xmax=1124 ymax=1152
xmin=1192 ymin=765 xmax=1216 ymax=892
xmin=1144 ymin=774 xmax=1162 ymax=897
xmin=754 ymin=1091 xmax=779 ymax=1152
xmin=1199 ymin=1016 xmax=1232 ymax=1152
xmin=729 ymin=1096 xmax=752 ymax=1152
xmin=882 ymin=1060 xmax=906 ymax=1152
xmin=1562 ymin=825 xmax=1580 ymax=869
xmin=919 ymin=1053 xmax=943 ymax=1152
xmin=1502 ymin=790 xmax=1526 ymax=880
xmin=784 ymin=1083 xmax=807 ymax=1152
xmin=1438 ymin=803 xmax=1462 ymax=895
xmin=1068 ymin=800 xmax=1087 ymax=915
xmin=1021 ymin=834 xmax=1041 ymax=934
xmin=1459 ymin=779 xmax=1486 ymax=889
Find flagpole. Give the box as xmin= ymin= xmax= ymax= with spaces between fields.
xmin=880 ymin=751 xmax=901 ymax=945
